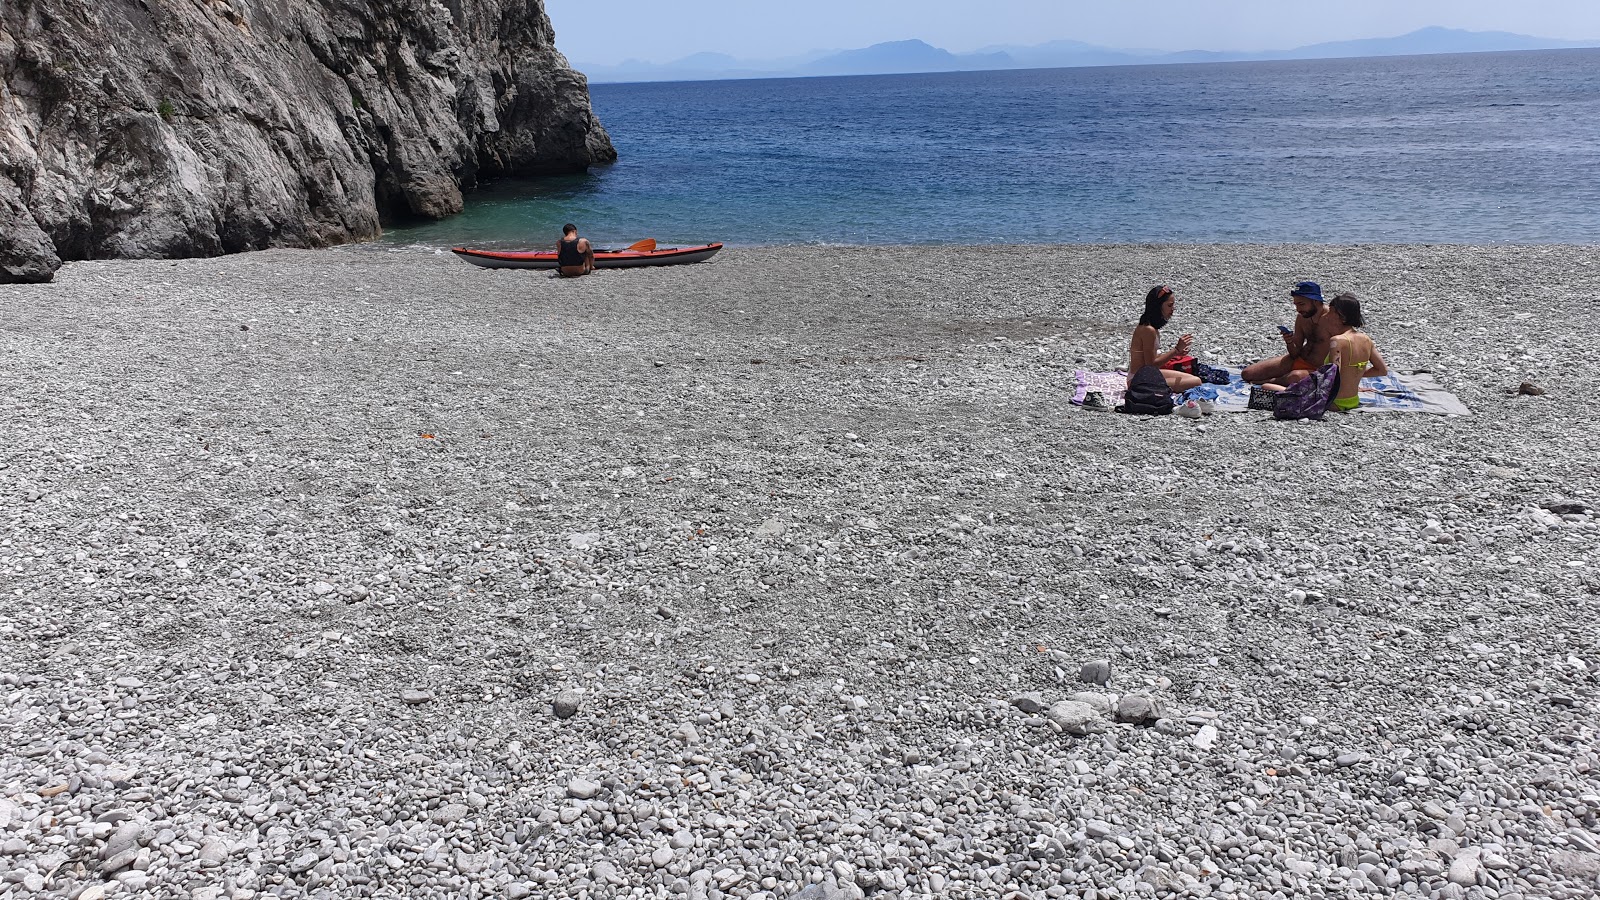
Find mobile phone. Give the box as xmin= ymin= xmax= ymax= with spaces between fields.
xmin=1277 ymin=325 xmax=1293 ymax=336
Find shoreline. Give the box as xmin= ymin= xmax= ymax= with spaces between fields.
xmin=2 ymin=244 xmax=1598 ymax=898
xmin=372 ymin=236 xmax=1600 ymax=253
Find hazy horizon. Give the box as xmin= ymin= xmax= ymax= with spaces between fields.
xmin=546 ymin=1 xmax=1600 ymax=66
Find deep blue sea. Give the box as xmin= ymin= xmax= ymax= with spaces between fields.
xmin=387 ymin=49 xmax=1600 ymax=248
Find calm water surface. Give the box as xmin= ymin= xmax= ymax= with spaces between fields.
xmin=387 ymin=50 xmax=1600 ymax=248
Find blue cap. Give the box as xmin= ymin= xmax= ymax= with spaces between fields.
xmin=1291 ymin=281 xmax=1324 ymax=303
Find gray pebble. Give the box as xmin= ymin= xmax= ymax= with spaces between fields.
xmin=1046 ymin=700 xmax=1101 ymax=735
xmin=552 ymin=689 xmax=583 ymax=719
xmin=1114 ymin=695 xmax=1158 ymax=725
xmin=1008 ymin=692 xmax=1047 ymax=714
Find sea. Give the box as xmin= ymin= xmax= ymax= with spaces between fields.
xmin=385 ymin=49 xmax=1600 ymax=249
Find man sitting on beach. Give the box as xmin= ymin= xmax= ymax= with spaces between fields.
xmin=557 ymin=223 xmax=595 ymax=277
xmin=1242 ymin=281 xmax=1342 ymax=384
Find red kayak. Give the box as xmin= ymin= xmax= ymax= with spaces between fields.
xmin=451 ymin=241 xmax=722 ymax=270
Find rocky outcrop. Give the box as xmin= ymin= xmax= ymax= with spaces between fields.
xmin=0 ymin=0 xmax=615 ymax=283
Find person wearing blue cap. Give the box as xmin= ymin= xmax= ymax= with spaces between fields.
xmin=1242 ymin=280 xmax=1341 ymax=385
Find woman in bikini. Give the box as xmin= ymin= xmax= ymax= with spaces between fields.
xmin=1326 ymin=292 xmax=1389 ymax=411
xmin=1129 ymin=285 xmax=1202 ymax=392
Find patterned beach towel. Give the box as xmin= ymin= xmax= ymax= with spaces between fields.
xmin=1071 ymin=368 xmax=1470 ymax=415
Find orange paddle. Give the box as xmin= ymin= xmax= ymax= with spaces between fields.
xmin=626 ymin=238 xmax=657 ymax=252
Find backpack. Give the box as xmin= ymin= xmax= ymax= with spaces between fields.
xmin=1273 ymin=363 xmax=1341 ymax=421
xmin=1116 ymin=365 xmax=1174 ymax=415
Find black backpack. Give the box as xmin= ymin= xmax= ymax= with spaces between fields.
xmin=1116 ymin=365 xmax=1174 ymax=415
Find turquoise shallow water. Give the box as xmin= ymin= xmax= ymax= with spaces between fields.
xmin=386 ymin=49 xmax=1600 ymax=250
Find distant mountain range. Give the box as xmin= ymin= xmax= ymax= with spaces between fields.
xmin=577 ymin=27 xmax=1599 ymax=84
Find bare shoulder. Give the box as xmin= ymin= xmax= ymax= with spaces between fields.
xmin=1319 ymin=311 xmax=1343 ymax=338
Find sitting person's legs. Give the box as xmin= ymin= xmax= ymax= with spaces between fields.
xmin=1243 ymin=354 xmax=1315 ymax=385
xmin=1161 ymin=369 xmax=1202 ymax=392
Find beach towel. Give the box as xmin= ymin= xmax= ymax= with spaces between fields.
xmin=1071 ymin=368 xmax=1470 ymax=415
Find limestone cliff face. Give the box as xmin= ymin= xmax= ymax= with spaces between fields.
xmin=0 ymin=0 xmax=615 ymax=282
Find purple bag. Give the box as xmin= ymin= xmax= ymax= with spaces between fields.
xmin=1273 ymin=364 xmax=1341 ymax=421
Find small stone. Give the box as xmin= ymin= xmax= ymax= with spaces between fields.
xmin=1482 ymin=853 xmax=1513 ymax=870
xmin=1009 ymin=692 xmax=1047 ymax=715
xmin=670 ymin=830 xmax=695 ymax=849
xmin=1046 ymin=700 xmax=1101 ymax=735
xmin=1079 ymin=659 xmax=1112 ymax=686
xmin=1114 ymin=695 xmax=1159 ymax=725
xmin=198 ymin=840 xmax=228 ymax=867
xmin=653 ymin=846 xmax=674 ymax=867
xmin=311 ymin=581 xmax=336 ymax=596
xmin=675 ymin=723 xmax=700 ymax=745
xmin=552 ymin=689 xmax=582 ymax=719
xmin=288 ymin=851 xmax=319 ymax=874
xmin=1193 ymin=724 xmax=1218 ymax=750
xmin=455 ymin=850 xmax=486 ymax=874
xmin=1447 ymin=849 xmax=1480 ymax=886
xmin=433 ymin=803 xmax=469 ymax=825
xmin=1516 ymin=381 xmax=1546 ymax=396
xmin=567 ymin=778 xmax=601 ymax=800
xmin=1541 ymin=499 xmax=1589 ymax=515
xmin=1067 ymin=692 xmax=1114 ymax=715
xmin=101 ymin=847 xmax=141 ymax=873
xmin=1336 ymin=752 xmax=1365 ymax=768
xmin=401 ymin=689 xmax=433 ymax=705
xmin=568 ymin=532 xmax=602 ymax=549
xmin=105 ymin=821 xmax=143 ymax=858
xmin=1550 ymin=850 xmax=1600 ymax=879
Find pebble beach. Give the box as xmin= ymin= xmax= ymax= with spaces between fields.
xmin=2 ymin=243 xmax=1598 ymax=899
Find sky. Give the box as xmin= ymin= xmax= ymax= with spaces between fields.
xmin=546 ymin=0 xmax=1600 ymax=65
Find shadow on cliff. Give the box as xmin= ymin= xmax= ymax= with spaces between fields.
xmin=0 ymin=0 xmax=615 ymax=283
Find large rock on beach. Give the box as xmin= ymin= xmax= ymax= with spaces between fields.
xmin=0 ymin=0 xmax=615 ymax=282
xmin=0 ymin=179 xmax=60 ymax=283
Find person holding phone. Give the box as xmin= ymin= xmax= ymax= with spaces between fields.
xmin=1129 ymin=285 xmax=1202 ymax=392
xmin=1242 ymin=281 xmax=1341 ymax=384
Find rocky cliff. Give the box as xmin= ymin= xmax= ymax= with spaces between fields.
xmin=0 ymin=0 xmax=615 ymax=283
